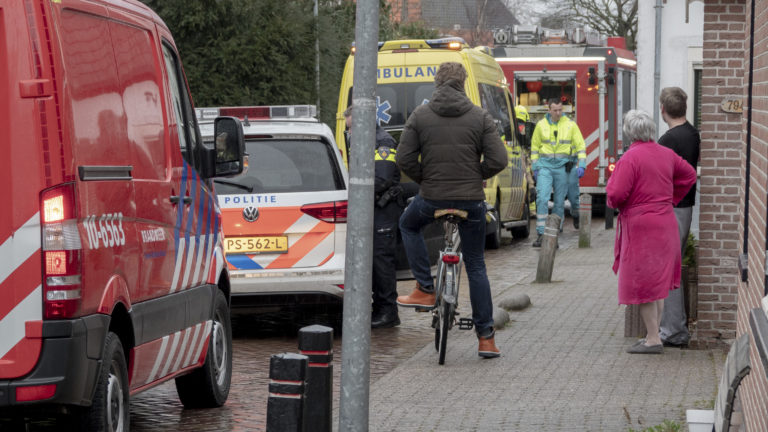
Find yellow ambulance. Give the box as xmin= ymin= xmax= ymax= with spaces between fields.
xmin=335 ymin=37 xmax=531 ymax=247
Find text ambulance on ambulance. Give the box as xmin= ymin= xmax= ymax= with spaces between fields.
xmin=336 ymin=37 xmax=531 ymax=253
xmin=197 ymin=106 xmax=348 ymax=312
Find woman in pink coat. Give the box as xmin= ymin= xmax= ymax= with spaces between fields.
xmin=607 ymin=110 xmax=697 ymax=354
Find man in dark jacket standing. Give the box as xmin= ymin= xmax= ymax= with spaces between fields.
xmin=345 ymin=107 xmax=403 ymax=328
xmin=395 ymin=62 xmax=507 ymax=358
xmin=658 ymin=87 xmax=700 ymax=347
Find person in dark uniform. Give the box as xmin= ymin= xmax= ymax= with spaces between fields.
xmin=344 ymin=107 xmax=402 ymax=328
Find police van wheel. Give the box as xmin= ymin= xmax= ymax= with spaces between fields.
xmin=485 ymin=202 xmax=501 ymax=250
xmin=79 ymin=332 xmax=129 ymax=432
xmin=175 ymin=289 xmax=233 ymax=408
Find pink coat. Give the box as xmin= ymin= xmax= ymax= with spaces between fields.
xmin=606 ymin=141 xmax=697 ymax=305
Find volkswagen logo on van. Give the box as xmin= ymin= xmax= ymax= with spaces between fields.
xmin=243 ymin=206 xmax=259 ymax=222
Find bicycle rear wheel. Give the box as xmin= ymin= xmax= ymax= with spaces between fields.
xmin=437 ymin=265 xmax=456 ymax=365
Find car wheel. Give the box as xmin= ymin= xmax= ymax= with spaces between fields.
xmin=175 ymin=289 xmax=232 ymax=408
xmin=485 ymin=200 xmax=501 ymax=250
xmin=78 ymin=332 xmax=129 ymax=432
xmin=511 ymin=199 xmax=531 ymax=239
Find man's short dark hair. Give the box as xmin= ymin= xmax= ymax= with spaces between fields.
xmin=548 ymin=100 xmax=563 ymax=109
xmin=434 ymin=62 xmax=467 ymax=87
xmin=659 ymin=87 xmax=687 ymax=118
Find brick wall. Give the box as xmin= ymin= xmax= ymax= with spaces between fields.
xmin=704 ymin=0 xmax=768 ymax=431
xmin=698 ymin=0 xmax=744 ymax=348
xmin=740 ymin=0 xmax=768 ymax=429
xmin=388 ymin=0 xmax=422 ymax=23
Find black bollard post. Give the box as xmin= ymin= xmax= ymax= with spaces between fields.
xmin=605 ymin=202 xmax=614 ymax=229
xmin=267 ymin=353 xmax=308 ymax=432
xmin=298 ymin=325 xmax=334 ymax=432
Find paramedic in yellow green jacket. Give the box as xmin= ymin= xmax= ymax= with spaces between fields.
xmin=530 ymin=101 xmax=586 ymax=247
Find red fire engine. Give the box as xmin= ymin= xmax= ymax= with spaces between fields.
xmin=492 ymin=26 xmax=637 ymax=213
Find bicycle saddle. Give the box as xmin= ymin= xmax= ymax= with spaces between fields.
xmin=434 ymin=209 xmax=468 ymax=220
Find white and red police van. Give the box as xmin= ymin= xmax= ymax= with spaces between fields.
xmin=492 ymin=26 xmax=637 ymax=213
xmin=0 ymin=0 xmax=245 ymax=429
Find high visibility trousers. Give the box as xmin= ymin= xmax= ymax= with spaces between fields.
xmin=566 ymin=165 xmax=580 ymax=216
xmin=535 ymin=165 xmax=567 ymax=235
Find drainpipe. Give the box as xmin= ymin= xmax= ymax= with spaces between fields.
xmin=653 ymin=0 xmax=663 ymax=129
xmin=739 ymin=0 xmax=754 ymax=285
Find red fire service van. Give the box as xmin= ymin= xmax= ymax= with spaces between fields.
xmin=492 ymin=26 xmax=637 ymax=214
xmin=0 ymin=0 xmax=245 ymax=429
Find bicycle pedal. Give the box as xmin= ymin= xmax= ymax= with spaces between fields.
xmin=458 ymin=318 xmax=474 ymax=330
xmin=414 ymin=306 xmax=434 ymax=313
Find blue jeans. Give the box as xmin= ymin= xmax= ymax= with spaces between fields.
xmin=399 ymin=195 xmax=494 ymax=335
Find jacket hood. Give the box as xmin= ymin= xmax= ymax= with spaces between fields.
xmin=428 ymin=79 xmax=474 ymax=117
xmin=375 ymin=124 xmax=397 ymax=149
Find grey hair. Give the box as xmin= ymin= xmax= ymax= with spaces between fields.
xmin=622 ymin=109 xmax=656 ymax=144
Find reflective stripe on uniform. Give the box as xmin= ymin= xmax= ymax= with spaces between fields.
xmin=539 ymin=153 xmax=570 ymax=158
xmin=375 ymin=147 xmax=397 ymax=162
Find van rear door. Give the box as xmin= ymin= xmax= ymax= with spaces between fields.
xmin=219 ymin=137 xmax=343 ymax=271
xmin=0 ymin=0 xmax=48 ymax=379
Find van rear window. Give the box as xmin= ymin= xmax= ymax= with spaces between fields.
xmin=348 ymin=83 xmax=435 ymax=128
xmin=214 ymin=139 xmax=343 ymax=194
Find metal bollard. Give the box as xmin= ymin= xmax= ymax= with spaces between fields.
xmin=536 ymin=213 xmax=561 ymax=283
xmin=267 ymin=353 xmax=308 ymax=432
xmin=578 ymin=194 xmax=592 ymax=248
xmin=298 ymin=325 xmax=334 ymax=432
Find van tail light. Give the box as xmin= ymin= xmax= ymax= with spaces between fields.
xmin=300 ymin=200 xmax=348 ymax=224
xmin=40 ymin=183 xmax=82 ymax=319
xmin=442 ymin=254 xmax=461 ymax=264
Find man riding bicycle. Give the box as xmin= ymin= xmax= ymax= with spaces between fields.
xmin=395 ymin=62 xmax=506 ymax=358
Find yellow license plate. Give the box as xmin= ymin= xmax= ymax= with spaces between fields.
xmin=225 ymin=236 xmax=288 ymax=254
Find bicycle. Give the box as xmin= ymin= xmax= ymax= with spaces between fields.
xmin=416 ymin=208 xmax=475 ymax=365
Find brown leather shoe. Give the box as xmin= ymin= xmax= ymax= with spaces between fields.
xmin=478 ymin=332 xmax=500 ymax=358
xmin=396 ymin=283 xmax=436 ymax=308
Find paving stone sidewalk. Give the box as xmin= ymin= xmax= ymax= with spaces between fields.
xmin=367 ymin=221 xmax=725 ymax=431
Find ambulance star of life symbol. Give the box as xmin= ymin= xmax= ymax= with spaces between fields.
xmin=376 ymin=96 xmax=392 ymax=126
xmin=242 ymin=206 xmax=259 ymax=222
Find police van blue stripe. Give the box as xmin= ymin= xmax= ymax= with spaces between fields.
xmin=174 ymin=163 xmax=188 ymax=252
xmin=184 ymin=169 xmax=199 ymax=248
xmin=204 ymin=193 xmax=213 ymax=254
xmin=226 ymin=255 xmax=262 ymax=270
xmin=194 ymin=177 xmax=205 ymax=258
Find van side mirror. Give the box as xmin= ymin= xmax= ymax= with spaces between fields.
xmin=212 ymin=116 xmax=245 ymax=177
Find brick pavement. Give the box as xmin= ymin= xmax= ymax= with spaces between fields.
xmin=364 ymin=220 xmax=725 ymax=431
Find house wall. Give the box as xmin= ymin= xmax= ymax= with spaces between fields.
xmin=708 ymin=0 xmax=768 ymax=429
xmin=637 ymin=0 xmax=704 ymax=135
xmin=699 ymin=0 xmax=743 ymax=350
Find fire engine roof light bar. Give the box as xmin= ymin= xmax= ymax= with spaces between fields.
xmin=496 ymin=56 xmax=607 ymax=63
xmin=617 ymin=57 xmax=637 ymax=67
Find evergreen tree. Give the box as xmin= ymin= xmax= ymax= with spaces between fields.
xmin=141 ymin=0 xmax=437 ymax=128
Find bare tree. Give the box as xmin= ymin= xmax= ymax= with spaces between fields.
xmin=538 ymin=0 xmax=638 ymax=50
xmin=464 ymin=0 xmax=491 ymax=46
